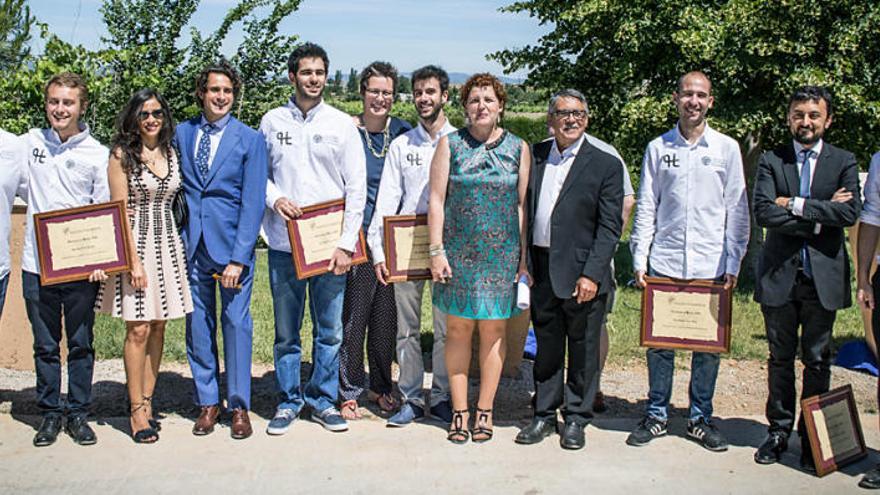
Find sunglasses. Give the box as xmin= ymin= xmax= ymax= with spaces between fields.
xmin=138 ymin=109 xmax=165 ymax=121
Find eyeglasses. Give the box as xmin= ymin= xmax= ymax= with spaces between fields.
xmin=553 ymin=110 xmax=587 ymax=120
xmin=365 ymin=88 xmax=394 ymax=99
xmin=138 ymin=110 xmax=165 ymax=121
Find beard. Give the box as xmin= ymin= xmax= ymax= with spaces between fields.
xmin=793 ymin=126 xmax=823 ymax=145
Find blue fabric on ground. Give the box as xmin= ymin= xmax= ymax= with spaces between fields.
xmin=834 ymin=340 xmax=878 ymax=377
xmin=523 ymin=327 xmax=537 ymax=360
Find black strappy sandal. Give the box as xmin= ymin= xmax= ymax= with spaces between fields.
xmin=143 ymin=395 xmax=161 ymax=431
xmin=447 ymin=409 xmax=470 ymax=444
xmin=130 ymin=401 xmax=159 ymax=444
xmin=472 ymin=408 xmax=494 ymax=443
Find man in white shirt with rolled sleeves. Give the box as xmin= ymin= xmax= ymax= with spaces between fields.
xmin=21 ymin=73 xmax=110 ymax=448
xmin=367 ymin=65 xmax=456 ymax=427
xmin=627 ymin=71 xmax=749 ymax=452
xmin=260 ymin=42 xmax=366 ymax=435
xmin=0 ymin=128 xmax=26 ymax=318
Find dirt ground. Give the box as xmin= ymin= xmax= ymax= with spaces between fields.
xmin=1 ymin=357 xmax=876 ymax=424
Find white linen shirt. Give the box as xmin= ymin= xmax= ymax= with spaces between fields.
xmin=193 ymin=113 xmax=231 ymax=170
xmin=859 ymin=151 xmax=880 ymax=229
xmin=790 ymin=139 xmax=823 ymax=217
xmin=21 ymin=126 xmax=110 ymax=274
xmin=0 ymin=130 xmax=27 ymax=278
xmin=260 ymin=98 xmax=367 ymax=253
xmin=533 ymin=134 xmax=585 ymax=248
xmin=630 ymin=124 xmax=750 ymax=279
xmin=366 ymin=120 xmax=456 ymax=265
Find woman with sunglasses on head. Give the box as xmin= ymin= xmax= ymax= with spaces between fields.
xmin=93 ymin=89 xmax=193 ymax=443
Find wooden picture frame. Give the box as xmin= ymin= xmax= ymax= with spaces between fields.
xmin=383 ymin=214 xmax=431 ymax=283
xmin=34 ymin=200 xmax=132 ymax=286
xmin=640 ymin=276 xmax=732 ymax=353
xmin=801 ymin=385 xmax=868 ymax=477
xmin=286 ymin=198 xmax=367 ymax=280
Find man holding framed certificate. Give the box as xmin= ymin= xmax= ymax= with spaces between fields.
xmin=367 ymin=65 xmax=457 ymax=427
xmin=21 ymin=73 xmax=110 ymax=447
xmin=753 ymin=86 xmax=860 ymax=473
xmin=628 ymin=71 xmax=749 ymax=452
xmin=260 ymin=43 xmax=366 ymax=435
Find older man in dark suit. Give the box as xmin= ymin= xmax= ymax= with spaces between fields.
xmin=753 ymin=86 xmax=860 ymax=472
xmin=515 ymin=88 xmax=623 ymax=450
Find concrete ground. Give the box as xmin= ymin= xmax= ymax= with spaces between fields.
xmin=0 ymin=412 xmax=877 ymax=494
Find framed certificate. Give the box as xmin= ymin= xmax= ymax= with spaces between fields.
xmin=383 ymin=214 xmax=431 ymax=283
xmin=640 ymin=276 xmax=732 ymax=353
xmin=287 ymin=198 xmax=368 ymax=280
xmin=801 ymin=385 xmax=867 ymax=477
xmin=34 ymin=200 xmax=132 ymax=286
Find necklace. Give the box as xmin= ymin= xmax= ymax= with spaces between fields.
xmin=359 ymin=116 xmax=391 ymax=158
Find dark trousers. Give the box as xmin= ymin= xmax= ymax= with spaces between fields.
xmin=761 ymin=272 xmax=836 ymax=441
xmin=530 ymin=247 xmax=606 ymax=426
xmin=0 ymin=273 xmax=9 ymax=318
xmin=871 ymin=271 xmax=880 ymax=409
xmin=23 ymin=271 xmax=98 ymax=417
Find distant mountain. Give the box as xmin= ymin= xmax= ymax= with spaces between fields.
xmin=325 ymin=71 xmax=526 ymax=86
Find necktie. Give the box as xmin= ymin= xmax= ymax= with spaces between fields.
xmin=800 ymin=149 xmax=814 ymax=277
xmin=195 ymin=123 xmax=215 ymax=181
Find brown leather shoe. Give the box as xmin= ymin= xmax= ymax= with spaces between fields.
xmin=231 ymin=408 xmax=252 ymax=440
xmin=192 ymin=405 xmax=220 ymax=436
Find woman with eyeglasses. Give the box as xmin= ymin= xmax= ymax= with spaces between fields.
xmin=93 ymin=88 xmax=193 ymax=443
xmin=428 ymin=73 xmax=531 ymax=443
xmin=338 ymin=61 xmax=412 ymax=420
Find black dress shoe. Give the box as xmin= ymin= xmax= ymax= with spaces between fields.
xmin=65 ymin=415 xmax=97 ymax=446
xmin=515 ymin=417 xmax=558 ymax=445
xmin=754 ymin=432 xmax=788 ymax=464
xmin=559 ymin=421 xmax=585 ymax=450
xmin=33 ymin=415 xmax=63 ymax=447
xmin=859 ymin=465 xmax=880 ymax=489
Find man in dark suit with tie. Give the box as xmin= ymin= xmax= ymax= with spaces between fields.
xmin=176 ymin=60 xmax=268 ymax=440
xmin=753 ymin=86 xmax=860 ymax=472
xmin=515 ymin=89 xmax=623 ymax=450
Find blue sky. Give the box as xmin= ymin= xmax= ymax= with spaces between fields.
xmin=27 ymin=0 xmax=550 ymax=78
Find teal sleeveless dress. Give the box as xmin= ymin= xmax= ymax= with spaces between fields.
xmin=433 ymin=128 xmax=523 ymax=320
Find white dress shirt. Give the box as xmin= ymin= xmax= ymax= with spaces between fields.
xmin=790 ymin=139 xmax=823 ymax=216
xmin=630 ymin=124 xmax=750 ymax=279
xmin=260 ymin=98 xmax=367 ymax=253
xmin=0 ymin=130 xmax=27 ymax=279
xmin=366 ymin=119 xmax=456 ymax=265
xmin=21 ymin=125 xmax=110 ymax=274
xmin=860 ymin=151 xmax=880 ymax=229
xmin=193 ymin=113 xmax=231 ymax=170
xmin=533 ymin=135 xmax=585 ymax=248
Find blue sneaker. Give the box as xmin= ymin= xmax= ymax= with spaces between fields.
xmin=312 ymin=407 xmax=349 ymax=432
xmin=387 ymin=403 xmax=424 ymax=427
xmin=430 ymin=400 xmax=453 ymax=423
xmin=266 ymin=408 xmax=297 ymax=436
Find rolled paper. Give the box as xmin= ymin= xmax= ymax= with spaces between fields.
xmin=517 ymin=274 xmax=530 ymax=310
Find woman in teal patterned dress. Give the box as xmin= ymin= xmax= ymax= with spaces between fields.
xmin=428 ymin=73 xmax=531 ymax=443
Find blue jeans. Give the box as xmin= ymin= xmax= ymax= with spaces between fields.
xmin=0 ymin=273 xmax=9 ymax=318
xmin=645 ymin=269 xmax=720 ymax=422
xmin=269 ymin=249 xmax=347 ymax=413
xmin=23 ymin=271 xmax=98 ymax=416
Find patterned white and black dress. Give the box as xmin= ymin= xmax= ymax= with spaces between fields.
xmin=96 ymin=151 xmax=193 ymax=321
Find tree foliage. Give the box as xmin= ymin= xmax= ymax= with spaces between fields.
xmin=491 ymin=0 xmax=880 ymax=168
xmin=0 ymin=0 xmax=302 ymax=141
xmin=0 ymin=0 xmax=35 ymax=71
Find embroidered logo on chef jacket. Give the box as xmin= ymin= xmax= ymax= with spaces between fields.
xmin=406 ymin=152 xmax=424 ymax=167
xmin=276 ymin=131 xmax=292 ymax=146
xmin=32 ymin=148 xmax=46 ymax=164
xmin=661 ymin=154 xmax=679 ymax=168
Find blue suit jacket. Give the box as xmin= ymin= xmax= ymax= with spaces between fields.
xmin=175 ymin=116 xmax=268 ymax=269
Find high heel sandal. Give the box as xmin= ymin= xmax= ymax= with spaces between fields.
xmin=447 ymin=409 xmax=470 ymax=444
xmin=472 ymin=408 xmax=494 ymax=443
xmin=143 ymin=395 xmax=161 ymax=431
xmin=130 ymin=401 xmax=159 ymax=444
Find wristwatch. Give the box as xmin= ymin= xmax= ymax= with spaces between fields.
xmin=785 ymin=198 xmax=794 ymax=212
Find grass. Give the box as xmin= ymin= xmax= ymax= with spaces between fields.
xmin=94 ymin=245 xmax=868 ymax=366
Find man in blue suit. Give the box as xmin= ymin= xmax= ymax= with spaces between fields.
xmin=176 ymin=60 xmax=267 ymax=440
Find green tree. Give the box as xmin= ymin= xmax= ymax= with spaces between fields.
xmin=0 ymin=0 xmax=35 ymax=71
xmin=330 ymin=69 xmax=343 ymax=95
xmin=492 ymin=0 xmax=880 ymax=281
xmin=398 ymin=75 xmax=411 ymax=94
xmin=346 ymin=67 xmax=358 ymax=98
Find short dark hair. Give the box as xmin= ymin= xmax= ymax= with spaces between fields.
xmin=287 ymin=42 xmax=329 ymax=74
xmin=194 ymin=59 xmax=242 ymax=108
xmin=788 ymin=85 xmax=833 ymax=116
xmin=359 ymin=61 xmax=398 ymax=95
xmin=411 ymin=65 xmax=449 ymax=93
